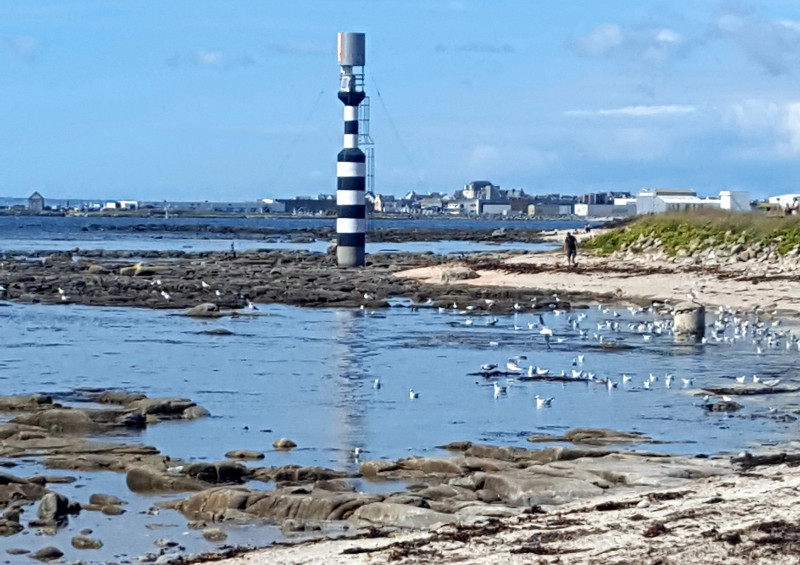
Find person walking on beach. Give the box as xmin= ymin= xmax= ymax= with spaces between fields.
xmin=564 ymin=231 xmax=578 ymax=267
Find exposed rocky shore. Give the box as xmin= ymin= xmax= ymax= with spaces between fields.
xmin=0 ymin=248 xmax=606 ymax=313
xmin=0 ymin=389 xmax=742 ymax=563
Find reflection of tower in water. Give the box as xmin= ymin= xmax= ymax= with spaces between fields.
xmin=332 ymin=310 xmax=371 ymax=469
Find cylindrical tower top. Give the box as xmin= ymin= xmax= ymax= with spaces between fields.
xmin=337 ymin=32 xmax=365 ymax=66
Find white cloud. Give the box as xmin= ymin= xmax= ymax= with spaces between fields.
xmin=7 ymin=35 xmax=39 ymax=60
xmin=715 ymin=9 xmax=800 ymax=75
xmin=570 ymin=24 xmax=686 ymax=63
xmin=195 ymin=51 xmax=226 ymax=68
xmin=566 ymin=105 xmax=696 ymax=117
xmin=721 ymin=99 xmax=800 ymax=157
xmin=464 ymin=144 xmax=557 ymax=177
xmin=571 ymin=24 xmax=623 ymax=57
xmin=268 ymin=42 xmax=329 ymax=56
xmin=167 ymin=50 xmax=255 ymax=70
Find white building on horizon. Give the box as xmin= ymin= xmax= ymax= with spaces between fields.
xmin=636 ymin=189 xmax=749 ymax=215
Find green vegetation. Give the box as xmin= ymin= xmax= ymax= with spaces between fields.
xmin=584 ymin=209 xmax=800 ymax=256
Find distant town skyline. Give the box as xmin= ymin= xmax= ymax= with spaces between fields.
xmin=3 ymin=1 xmax=800 ymax=202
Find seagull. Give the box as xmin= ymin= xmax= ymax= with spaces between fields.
xmin=736 ymin=375 xmax=746 ymax=384
xmin=409 ymin=388 xmax=420 ymax=400
xmin=535 ymin=367 xmax=549 ymax=376
xmin=606 ymin=379 xmax=617 ymax=389
xmin=493 ymin=382 xmax=507 ymax=398
xmin=363 ymin=292 xmax=373 ymax=300
xmin=161 ymin=290 xmax=171 ymax=301
xmin=753 ymin=375 xmax=760 ymax=383
xmin=246 ymin=300 xmax=258 ymax=311
xmin=481 ymin=363 xmax=498 ymax=372
xmin=215 ymin=290 xmax=222 ymax=297
xmin=665 ymin=374 xmax=673 ymax=388
xmin=373 ymin=378 xmax=381 ymax=389
xmin=535 ymin=395 xmax=553 ymax=408
xmin=643 ymin=380 xmax=651 ymax=390
xmin=682 ymin=378 xmax=694 ymax=387
xmin=507 ymin=356 xmax=527 ymax=373
xmin=761 ymin=378 xmax=781 ymax=387
xmin=201 ymin=281 xmax=211 ymax=289
xmin=622 ymin=374 xmax=632 ymax=383
xmin=722 ymin=395 xmax=733 ymax=402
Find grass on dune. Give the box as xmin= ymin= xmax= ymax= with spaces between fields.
xmin=584 ymin=209 xmax=800 ymax=256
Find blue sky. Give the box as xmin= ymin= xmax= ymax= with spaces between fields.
xmin=3 ymin=1 xmax=800 ymax=201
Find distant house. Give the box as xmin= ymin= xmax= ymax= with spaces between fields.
xmin=27 ymin=192 xmax=44 ymax=213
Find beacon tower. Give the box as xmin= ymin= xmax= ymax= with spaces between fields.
xmin=336 ymin=32 xmax=366 ymax=267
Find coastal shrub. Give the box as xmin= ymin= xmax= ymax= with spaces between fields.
xmin=584 ymin=209 xmax=800 ymax=256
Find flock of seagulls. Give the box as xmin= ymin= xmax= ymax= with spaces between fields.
xmin=360 ymin=294 xmax=796 ymax=417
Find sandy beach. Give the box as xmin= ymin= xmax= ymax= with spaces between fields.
xmin=193 ymin=239 xmax=800 ymax=565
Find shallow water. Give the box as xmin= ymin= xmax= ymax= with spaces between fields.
xmin=0 ymin=299 xmax=797 ymax=562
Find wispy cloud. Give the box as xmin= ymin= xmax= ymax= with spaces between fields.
xmin=436 ymin=42 xmax=515 ymax=54
xmin=465 ymin=144 xmax=557 ymax=177
xmin=6 ymin=35 xmax=39 ymax=61
xmin=569 ymin=24 xmax=687 ymax=63
xmin=268 ymin=42 xmax=329 ymax=57
xmin=714 ymin=7 xmax=800 ymax=76
xmin=167 ymin=50 xmax=255 ymax=70
xmin=566 ymin=105 xmax=697 ymax=117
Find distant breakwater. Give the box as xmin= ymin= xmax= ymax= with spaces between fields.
xmin=79 ymin=223 xmax=548 ymax=243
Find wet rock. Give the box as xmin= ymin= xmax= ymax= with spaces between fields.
xmin=0 ymin=394 xmax=53 ymax=412
xmin=440 ymin=266 xmax=478 ymax=283
xmin=527 ymin=428 xmax=652 ymax=446
xmin=396 ymin=456 xmax=464 ymax=475
xmin=201 ymin=527 xmax=227 ymax=542
xmin=185 ymin=303 xmax=224 ymax=318
xmin=280 ymin=519 xmax=322 ymax=533
xmin=125 ymin=466 xmax=210 ymax=494
xmin=182 ymin=462 xmax=249 ymax=484
xmin=273 ymin=438 xmax=297 ymax=450
xmin=101 ymin=505 xmax=125 ymax=515
xmin=171 ymin=486 xmax=251 ymax=517
xmin=350 ymin=502 xmax=455 ymax=529
xmin=71 ymin=534 xmax=103 ymax=549
xmin=182 ymin=405 xmax=211 ymax=419
xmin=244 ymin=488 xmax=383 ymax=522
xmin=252 ymin=465 xmax=347 ymax=484
xmin=6 ymin=547 xmax=29 ymax=555
xmin=704 ymin=401 xmax=742 ymax=412
xmin=359 ymin=459 xmax=400 ymax=477
xmin=90 ymin=390 xmax=147 ymax=405
xmin=119 ymin=263 xmax=162 ymax=276
xmin=0 ymin=519 xmax=24 ymax=536
xmin=37 ymin=492 xmax=79 ymax=522
xmin=202 ymin=327 xmax=233 ymax=335
xmin=89 ymin=493 xmax=124 ymax=507
xmin=10 ymin=407 xmax=145 ymax=433
xmin=127 ymin=397 xmax=205 ymax=420
xmin=30 ymin=546 xmax=63 ymax=561
xmin=225 ymin=449 xmax=264 ymax=460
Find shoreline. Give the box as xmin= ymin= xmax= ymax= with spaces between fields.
xmin=3 ymin=236 xmax=800 ymax=564
xmin=192 ymin=239 xmax=800 ymax=565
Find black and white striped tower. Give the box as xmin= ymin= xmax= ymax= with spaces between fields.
xmin=336 ymin=32 xmax=366 ymax=267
